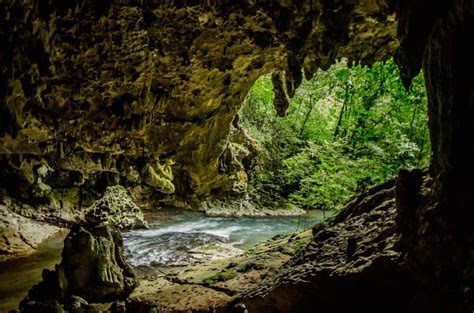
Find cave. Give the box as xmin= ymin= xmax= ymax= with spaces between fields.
xmin=0 ymin=0 xmax=473 ymax=312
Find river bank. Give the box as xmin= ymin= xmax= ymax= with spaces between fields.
xmin=0 ymin=208 xmax=326 ymax=312
xmin=128 ymin=228 xmax=314 ymax=312
xmin=0 ymin=230 xmax=68 ymax=312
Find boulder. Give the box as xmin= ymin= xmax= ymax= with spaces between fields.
xmin=20 ymin=224 xmax=137 ymax=310
xmin=58 ymin=225 xmax=137 ymax=302
xmin=84 ymin=185 xmax=146 ymax=229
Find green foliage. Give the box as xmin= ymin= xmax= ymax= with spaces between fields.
xmin=202 ymin=269 xmax=238 ymax=285
xmin=241 ymin=59 xmax=430 ymax=211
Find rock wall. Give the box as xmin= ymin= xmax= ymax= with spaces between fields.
xmin=228 ymin=169 xmax=473 ymax=312
xmin=0 ymin=0 xmax=398 ymax=211
xmin=395 ymin=0 xmax=474 ymax=307
xmin=0 ymin=200 xmax=61 ymax=260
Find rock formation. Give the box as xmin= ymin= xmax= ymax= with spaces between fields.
xmin=226 ymin=169 xmax=472 ymax=312
xmin=59 ymin=225 xmax=137 ymax=302
xmin=84 ymin=185 xmax=147 ymax=229
xmin=227 ymin=172 xmax=429 ymax=312
xmin=0 ymin=199 xmax=61 ymax=260
xmin=20 ymin=225 xmax=137 ymax=312
xmin=0 ymin=0 xmax=398 ymax=212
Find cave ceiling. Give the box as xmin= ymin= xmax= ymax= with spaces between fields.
xmin=0 ymin=0 xmax=403 ymax=200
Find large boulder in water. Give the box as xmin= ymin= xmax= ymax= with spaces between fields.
xmin=20 ymin=225 xmax=137 ymax=311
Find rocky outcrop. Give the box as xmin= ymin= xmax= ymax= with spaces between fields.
xmin=223 ymin=168 xmax=472 ymax=312
xmin=228 ymin=171 xmax=452 ymax=312
xmin=20 ymin=225 xmax=137 ymax=312
xmin=59 ymin=225 xmax=137 ymax=301
xmin=0 ymin=200 xmax=61 ymax=260
xmin=84 ymin=185 xmax=146 ymax=229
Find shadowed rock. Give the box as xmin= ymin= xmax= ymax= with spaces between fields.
xmin=59 ymin=225 xmax=137 ymax=302
xmin=19 ymin=225 xmax=137 ymax=312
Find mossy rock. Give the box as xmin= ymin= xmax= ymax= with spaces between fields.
xmin=202 ymin=269 xmax=238 ymax=285
xmin=141 ymin=163 xmax=175 ymax=194
xmin=84 ymin=185 xmax=146 ymax=229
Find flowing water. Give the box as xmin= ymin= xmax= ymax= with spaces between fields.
xmin=123 ymin=209 xmax=325 ymax=267
xmin=0 ymin=209 xmax=326 ymax=311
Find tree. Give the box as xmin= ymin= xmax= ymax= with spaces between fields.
xmin=240 ymin=59 xmax=430 ymax=211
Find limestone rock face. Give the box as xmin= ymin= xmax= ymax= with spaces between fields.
xmin=84 ymin=185 xmax=146 ymax=229
xmin=0 ymin=200 xmax=61 ymax=259
xmin=0 ymin=0 xmax=398 ymax=208
xmin=141 ymin=162 xmax=175 ymax=194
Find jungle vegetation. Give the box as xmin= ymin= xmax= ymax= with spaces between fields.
xmin=241 ymin=59 xmax=429 ymax=212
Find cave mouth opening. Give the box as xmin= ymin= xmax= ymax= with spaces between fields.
xmin=239 ymin=58 xmax=430 ymax=213
xmin=1 ymin=0 xmax=472 ymax=311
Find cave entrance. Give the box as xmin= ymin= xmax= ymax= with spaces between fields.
xmin=239 ymin=59 xmax=430 ymax=213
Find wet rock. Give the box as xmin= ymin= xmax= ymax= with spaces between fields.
xmin=201 ymin=197 xmax=305 ymax=217
xmin=84 ymin=185 xmax=146 ymax=229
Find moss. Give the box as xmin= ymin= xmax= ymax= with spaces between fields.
xmin=200 ymin=244 xmax=219 ymax=251
xmin=236 ymin=262 xmax=255 ymax=273
xmin=141 ymin=163 xmax=175 ymax=194
xmin=84 ymin=185 xmax=146 ymax=229
xmin=202 ymin=269 xmax=237 ymax=285
xmin=292 ymin=237 xmax=311 ymax=253
xmin=246 ymin=247 xmax=258 ymax=255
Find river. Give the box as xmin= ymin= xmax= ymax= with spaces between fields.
xmin=0 ymin=209 xmax=325 ymax=311
xmin=123 ymin=209 xmax=325 ymax=267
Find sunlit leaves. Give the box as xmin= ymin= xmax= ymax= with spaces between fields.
xmin=240 ymin=59 xmax=430 ymax=211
